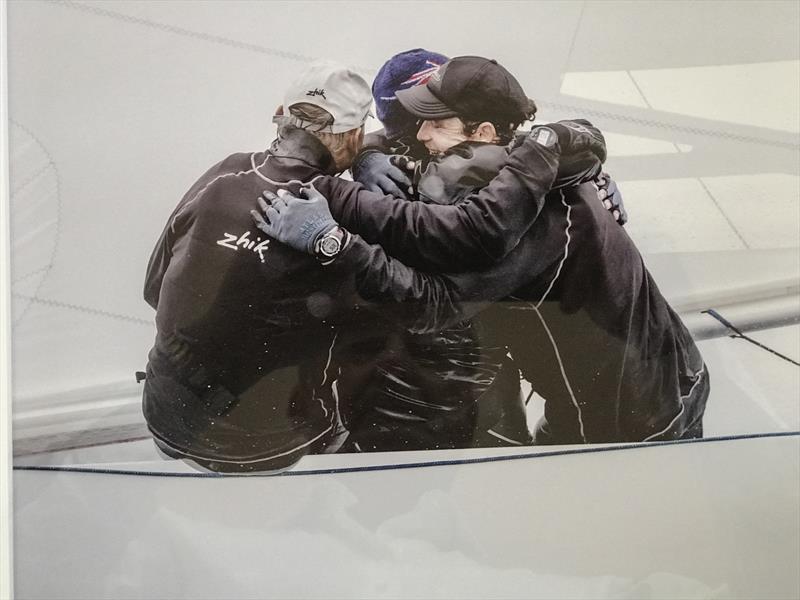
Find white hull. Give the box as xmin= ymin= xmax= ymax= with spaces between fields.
xmin=14 ymin=435 xmax=800 ymax=599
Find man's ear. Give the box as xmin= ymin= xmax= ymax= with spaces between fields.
xmin=472 ymin=121 xmax=497 ymax=142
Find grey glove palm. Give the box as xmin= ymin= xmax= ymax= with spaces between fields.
xmin=352 ymin=150 xmax=414 ymax=198
xmin=251 ymin=187 xmax=338 ymax=254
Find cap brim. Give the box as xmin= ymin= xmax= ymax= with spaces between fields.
xmin=396 ymin=85 xmax=458 ymax=120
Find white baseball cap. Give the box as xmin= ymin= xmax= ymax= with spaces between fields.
xmin=281 ymin=60 xmax=373 ymax=134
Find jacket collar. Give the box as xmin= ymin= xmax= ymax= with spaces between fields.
xmin=258 ymin=125 xmax=337 ymax=178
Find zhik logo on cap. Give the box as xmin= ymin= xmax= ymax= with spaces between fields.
xmin=282 ymin=60 xmax=372 ymax=134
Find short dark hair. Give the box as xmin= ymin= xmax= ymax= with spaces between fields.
xmin=460 ymin=98 xmax=537 ymax=145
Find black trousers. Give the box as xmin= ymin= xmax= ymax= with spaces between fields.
xmin=533 ymin=367 xmax=710 ymax=445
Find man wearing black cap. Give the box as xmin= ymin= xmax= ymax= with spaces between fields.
xmin=353 ymin=50 xmax=624 ymax=222
xmin=333 ymin=50 xmax=536 ymax=451
xmin=256 ymin=55 xmax=709 ymax=444
xmin=398 ymin=55 xmax=535 ymax=138
xmin=328 ymin=51 xmax=621 ymax=452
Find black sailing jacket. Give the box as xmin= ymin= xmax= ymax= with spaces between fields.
xmin=320 ymin=136 xmax=708 ymax=443
xmin=337 ymin=134 xmax=604 ymax=450
xmin=142 ymin=125 xmax=588 ymax=467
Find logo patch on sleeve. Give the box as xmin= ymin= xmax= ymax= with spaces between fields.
xmin=533 ymin=127 xmax=556 ymax=147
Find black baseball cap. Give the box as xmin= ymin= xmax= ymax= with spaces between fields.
xmin=395 ymin=56 xmax=535 ymax=125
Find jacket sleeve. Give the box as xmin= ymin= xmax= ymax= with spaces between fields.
xmin=334 ymin=234 xmax=525 ymax=334
xmin=143 ymin=199 xmax=194 ymax=309
xmin=317 ymin=134 xmax=564 ymax=273
xmin=143 ymin=223 xmax=173 ymax=310
xmin=552 ymin=150 xmax=602 ymax=190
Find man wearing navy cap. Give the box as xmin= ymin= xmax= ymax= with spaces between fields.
xmin=256 ymin=55 xmax=709 ymax=445
xmin=331 ymin=51 xmax=531 ymax=451
xmin=352 ymin=48 xmax=447 ymax=198
xmin=371 ymin=49 xmax=448 ymax=149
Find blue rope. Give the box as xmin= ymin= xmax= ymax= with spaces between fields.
xmin=13 ymin=430 xmax=800 ymax=479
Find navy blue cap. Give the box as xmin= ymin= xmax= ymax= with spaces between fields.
xmin=372 ymin=48 xmax=449 ymax=139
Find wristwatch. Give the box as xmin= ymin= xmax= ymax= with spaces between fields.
xmin=314 ymin=226 xmax=348 ymax=261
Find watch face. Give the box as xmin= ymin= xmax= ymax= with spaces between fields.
xmin=320 ymin=235 xmax=341 ymax=257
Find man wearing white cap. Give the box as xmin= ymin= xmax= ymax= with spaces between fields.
xmin=142 ymin=61 xmax=376 ymax=473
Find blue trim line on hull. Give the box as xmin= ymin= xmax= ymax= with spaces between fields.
xmin=12 ymin=431 xmax=800 ymax=479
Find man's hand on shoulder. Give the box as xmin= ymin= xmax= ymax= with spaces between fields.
xmin=251 ymin=187 xmax=340 ymax=255
xmin=595 ymin=172 xmax=628 ymax=225
xmin=351 ymin=150 xmax=415 ymax=199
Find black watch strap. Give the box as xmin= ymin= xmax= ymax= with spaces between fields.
xmin=314 ymin=227 xmax=349 ymax=262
